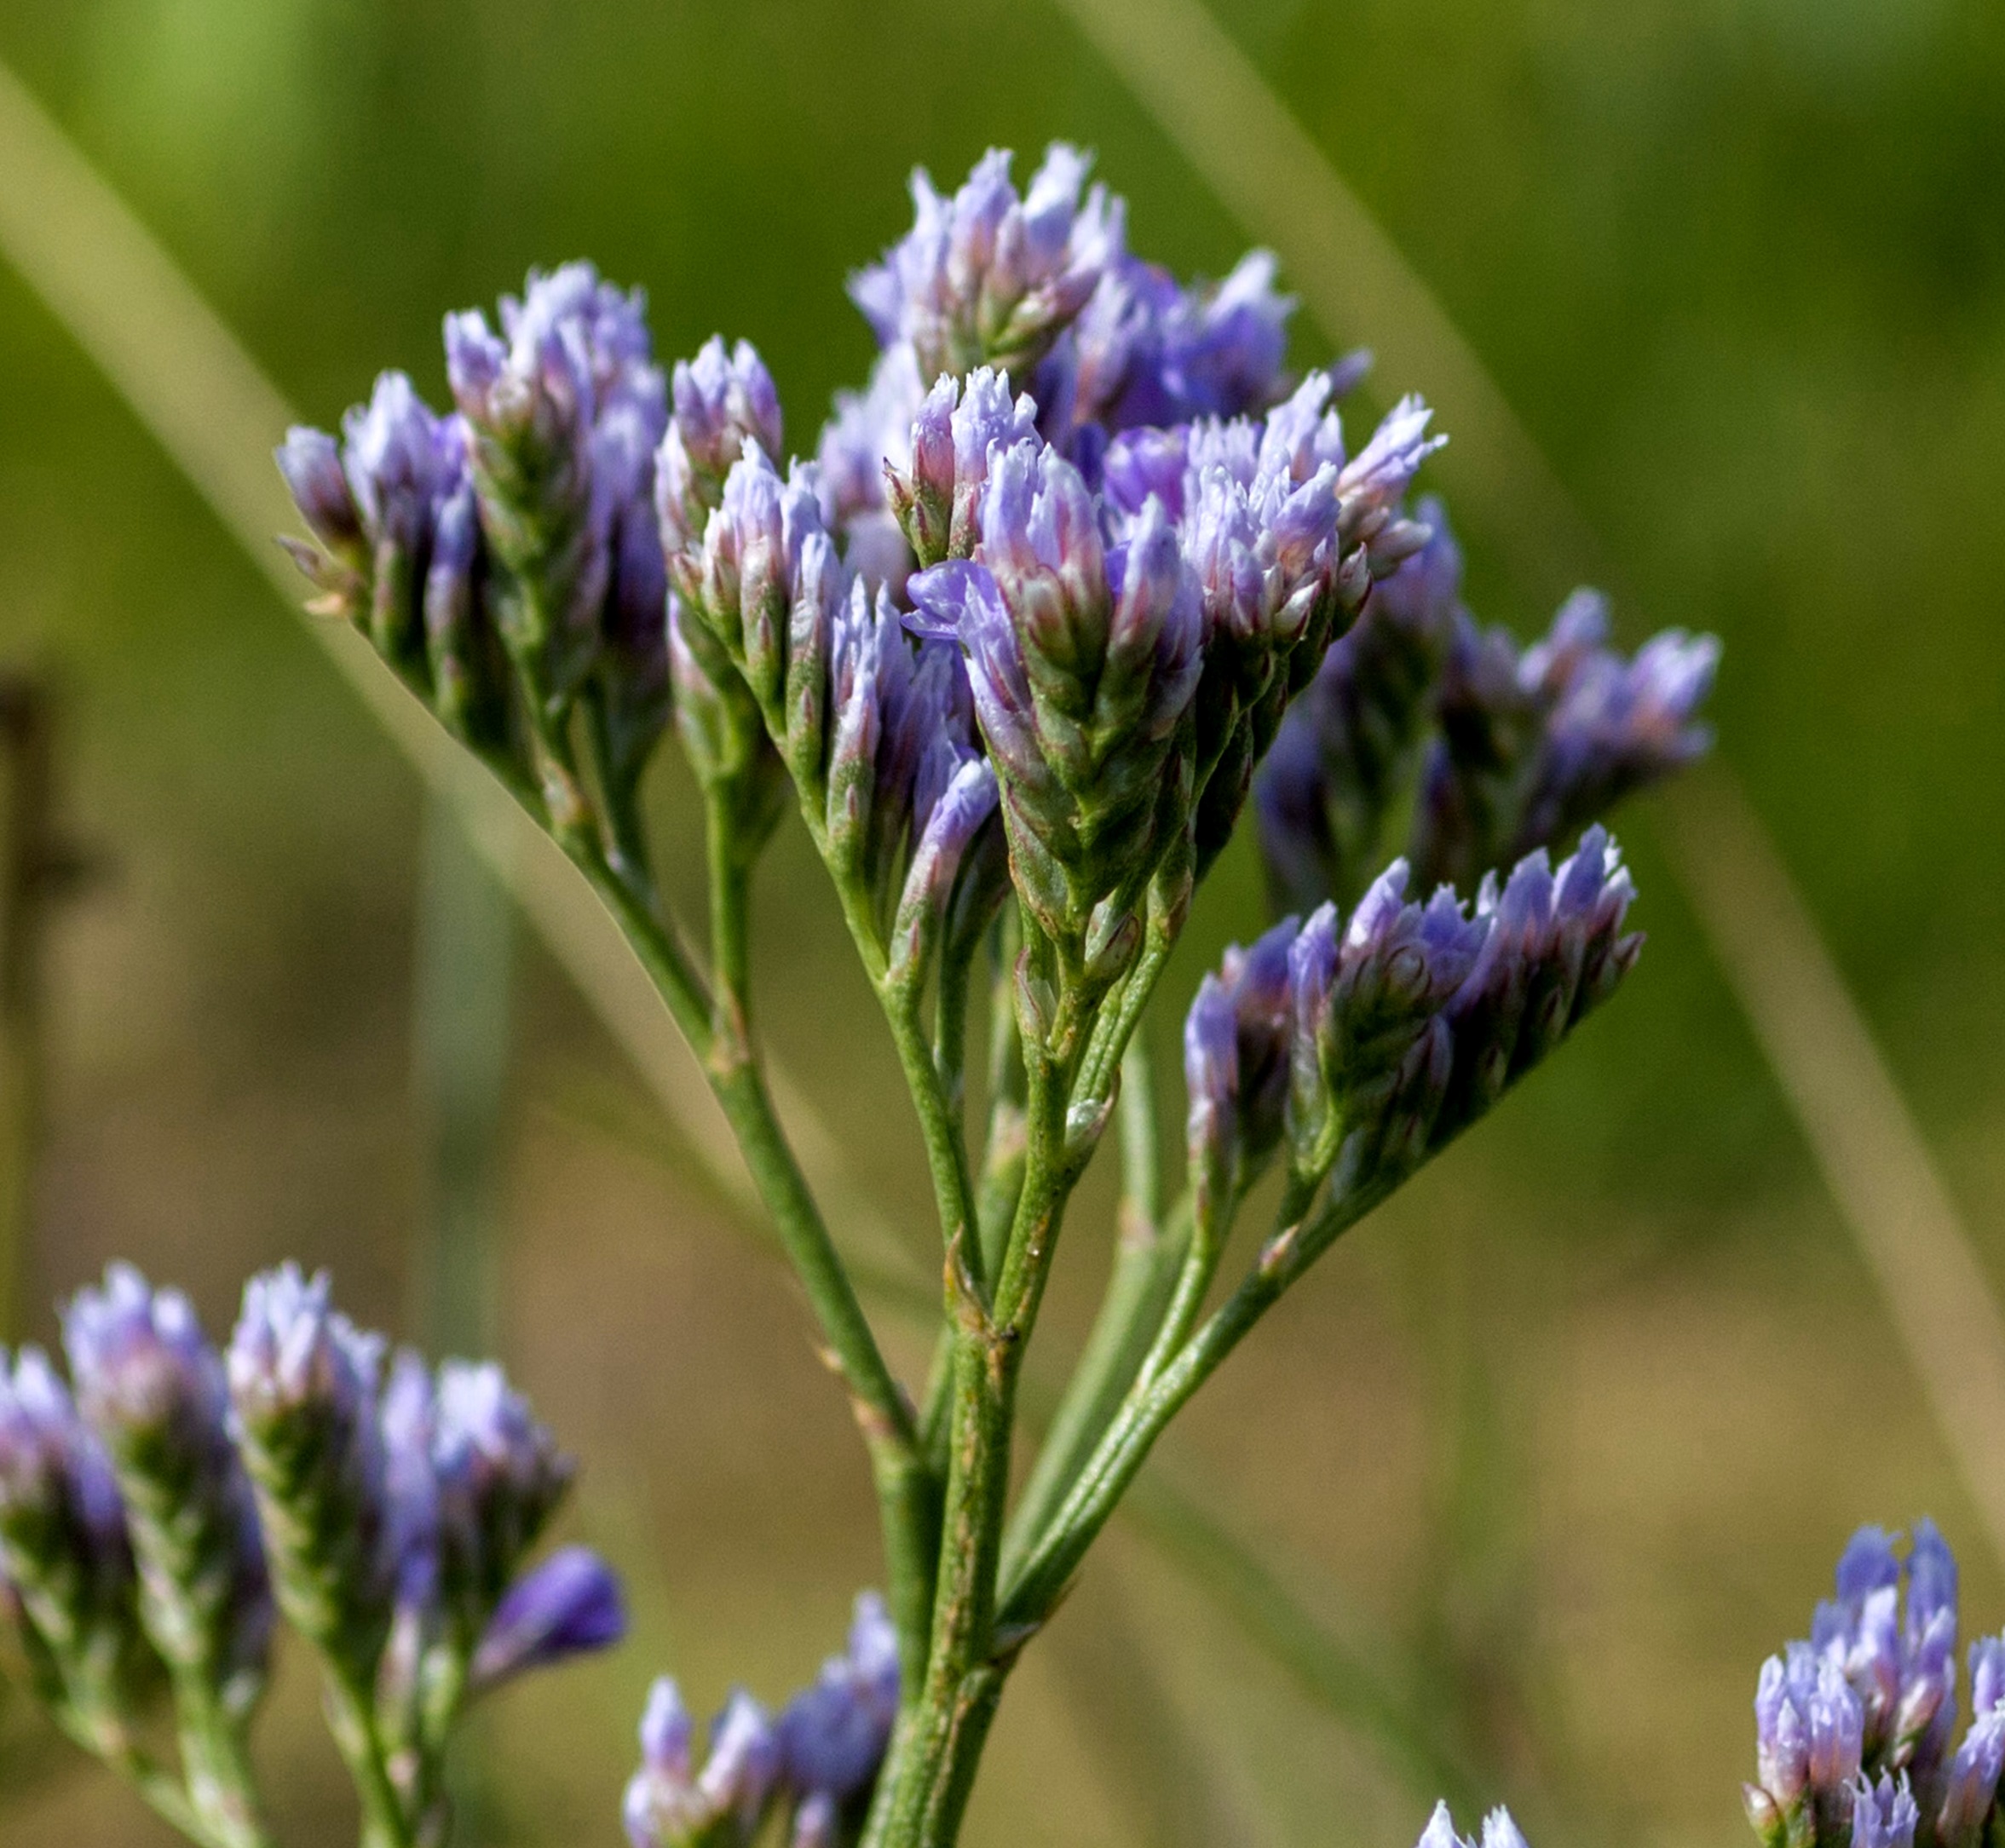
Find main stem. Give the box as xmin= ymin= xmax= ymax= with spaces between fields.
xmin=863 ymin=969 xmax=1086 ymax=1848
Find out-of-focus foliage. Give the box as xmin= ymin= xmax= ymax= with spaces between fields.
xmin=3 ymin=1 xmax=2004 ymax=1845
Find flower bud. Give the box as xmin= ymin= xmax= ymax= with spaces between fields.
xmin=468 ymin=1544 xmax=625 ymax=1692
xmin=625 ymin=1679 xmax=780 ymax=1848
xmin=447 ymin=263 xmax=668 ymax=713
xmin=1852 ymin=1774 xmax=1918 ymax=1848
xmin=0 ymin=1346 xmax=156 ymax=1741
xmin=65 ymin=1266 xmax=272 ymax=1717
xmin=850 ymin=145 xmax=1121 ymax=383
xmin=1184 ymin=918 xmax=1299 ymax=1223
xmin=430 ymin=1361 xmax=573 ymax=1632
xmin=226 ymin=1264 xmax=391 ymax=1684
xmin=777 ymin=1592 xmax=900 ymax=1830
xmin=1414 ymin=590 xmax=1718 ymax=894
xmin=657 ymin=337 xmax=783 ymax=556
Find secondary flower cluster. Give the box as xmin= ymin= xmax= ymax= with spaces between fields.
xmin=1184 ymin=825 xmax=1641 ymax=1223
xmin=625 ymin=1592 xmax=900 ymax=1848
xmin=1745 ymin=1521 xmax=2005 ymax=1848
xmin=1258 ymin=503 xmax=1719 ymax=912
xmin=0 ymin=1264 xmax=619 ymax=1841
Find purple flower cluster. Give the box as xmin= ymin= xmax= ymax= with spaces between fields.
xmin=1746 ymin=1522 xmax=2005 ymax=1848
xmin=1413 ymin=589 xmax=1719 ymax=894
xmin=1184 ymin=827 xmax=1641 ymax=1209
xmin=1256 ymin=497 xmax=1466 ymax=911
xmin=1105 ymin=371 xmax=1443 ymax=878
xmin=280 ymin=263 xmax=675 ymax=810
xmin=0 ymin=1344 xmax=157 ymax=1741
xmin=64 ymin=1264 xmax=274 ymax=1715
xmin=817 ymin=144 xmax=1308 ymax=597
xmin=1257 ymin=527 xmax=1719 ymax=908
xmin=850 ymin=145 xmax=1122 ymax=389
xmin=625 ymin=1592 xmax=899 ymax=1848
xmin=1185 ymin=918 xmax=1298 ymax=1224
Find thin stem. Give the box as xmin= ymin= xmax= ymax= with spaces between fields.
xmin=882 ymin=984 xmax=985 ymax=1299
xmin=671 ymin=799 xmax=938 ymax=1690
xmin=1073 ymin=889 xmax=1176 ymax=1108
xmin=321 ymin=1666 xmax=417 ymax=1848
xmin=866 ymin=966 xmax=1088 ymax=1848
xmin=1000 ymin=1177 xmax=1389 ymax=1631
xmin=704 ymin=786 xmax=754 ymax=1044
xmin=94 ymin=1735 xmax=219 ymax=1848
xmin=1005 ymin=1039 xmax=1176 ymax=1574
xmin=165 ymin=1665 xmax=276 ymax=1848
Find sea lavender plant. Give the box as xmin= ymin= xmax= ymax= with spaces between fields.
xmin=13 ymin=142 xmax=1721 ymax=1847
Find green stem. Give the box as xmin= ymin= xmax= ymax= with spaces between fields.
xmin=865 ymin=969 xmax=1089 ymax=1848
xmin=1005 ymin=1039 xmax=1177 ymax=1575
xmin=1073 ymin=889 xmax=1176 ymax=1108
xmin=882 ymin=985 xmax=985 ymax=1297
xmin=321 ymin=1666 xmax=417 ymax=1848
xmin=93 ymin=1734 xmax=220 ymax=1848
xmin=166 ymin=1666 xmax=276 ymax=1848
xmin=674 ymin=798 xmax=939 ymax=1690
xmin=704 ymin=786 xmax=754 ymax=1044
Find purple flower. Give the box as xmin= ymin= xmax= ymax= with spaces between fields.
xmin=1810 ymin=1521 xmax=1960 ymax=1776
xmin=1937 ymin=1708 xmax=2005 ymax=1847
xmin=778 ymin=1592 xmax=901 ymax=1816
xmin=278 ymin=373 xmax=470 ymax=688
xmin=884 ymin=366 xmax=1040 ymax=569
xmin=850 ymin=145 xmax=1121 ymax=383
xmin=0 ymin=1346 xmax=153 ymax=1729
xmin=625 ymin=1680 xmax=780 ymax=1848
xmin=657 ymin=336 xmax=784 ymax=555
xmin=1851 ymin=1774 xmax=1919 ymax=1848
xmin=908 ymin=440 xmax=1200 ymax=988
xmin=1184 ymin=917 xmax=1301 ymax=1221
xmin=64 ymin=1265 xmax=272 ymax=1712
xmin=431 ymin=1360 xmax=573 ymax=1621
xmin=275 ymin=424 xmax=362 ymax=555
xmin=226 ymin=1264 xmax=393 ymax=1680
xmin=468 ymin=1544 xmax=625 ymax=1691
xmin=1035 ymin=248 xmax=1301 ymax=452
xmin=679 ymin=443 xmax=833 ymax=719
xmin=447 ymin=262 xmax=669 ymax=711
xmin=1749 ymin=1646 xmax=1867 ymax=1845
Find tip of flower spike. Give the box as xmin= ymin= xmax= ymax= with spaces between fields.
xmin=1415 ymin=1799 xmax=1533 ymax=1848
xmin=469 ymin=1545 xmax=626 ymax=1691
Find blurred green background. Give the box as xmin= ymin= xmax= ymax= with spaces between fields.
xmin=3 ymin=0 xmax=2004 ymax=1843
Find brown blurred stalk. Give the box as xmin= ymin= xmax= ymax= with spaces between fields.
xmin=0 ymin=674 xmax=72 ymax=1347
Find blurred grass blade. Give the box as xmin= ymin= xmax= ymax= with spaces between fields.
xmin=0 ymin=54 xmax=884 ymax=1270
xmin=411 ymin=792 xmax=516 ymax=1357
xmin=1057 ymin=0 xmax=2005 ymax=1562
xmin=1046 ymin=1547 xmax=1275 ymax=1848
xmin=1121 ymin=1470 xmax=1481 ymax=1816
xmin=1662 ymin=769 xmax=2005 ymax=1564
